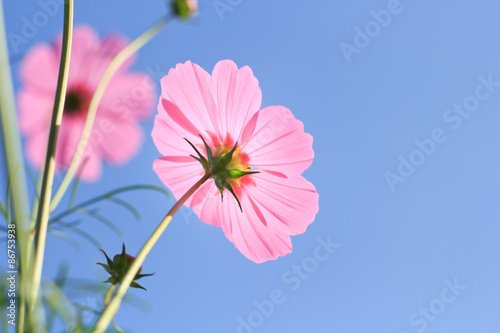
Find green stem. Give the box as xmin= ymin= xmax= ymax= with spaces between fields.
xmin=104 ymin=283 xmax=117 ymax=306
xmin=30 ymin=0 xmax=73 ymax=318
xmin=0 ymin=1 xmax=32 ymax=332
xmin=50 ymin=15 xmax=170 ymax=212
xmin=91 ymin=173 xmax=211 ymax=333
xmin=49 ymin=184 xmax=167 ymax=224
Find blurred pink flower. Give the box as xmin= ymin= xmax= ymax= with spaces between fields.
xmin=18 ymin=25 xmax=155 ymax=181
xmin=152 ymin=60 xmax=319 ymax=263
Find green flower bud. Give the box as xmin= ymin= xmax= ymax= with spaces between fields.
xmin=97 ymin=244 xmax=154 ymax=291
xmin=171 ymin=0 xmax=198 ymax=20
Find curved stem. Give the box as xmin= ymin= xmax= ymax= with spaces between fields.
xmin=91 ymin=173 xmax=212 ymax=333
xmin=50 ymin=15 xmax=170 ymax=212
xmin=104 ymin=283 xmax=117 ymax=306
xmin=30 ymin=0 xmax=73 ymax=315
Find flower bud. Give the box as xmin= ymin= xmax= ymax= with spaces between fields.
xmin=171 ymin=0 xmax=198 ymax=20
xmin=97 ymin=244 xmax=154 ymax=290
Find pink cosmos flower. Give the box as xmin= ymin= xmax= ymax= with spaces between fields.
xmin=152 ymin=60 xmax=319 ymax=263
xmin=18 ymin=25 xmax=155 ymax=181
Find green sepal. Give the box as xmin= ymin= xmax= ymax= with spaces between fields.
xmin=185 ymin=138 xmax=210 ymax=171
xmin=96 ymin=263 xmax=112 ymax=275
xmin=99 ymin=249 xmax=114 ymax=269
xmin=227 ymin=169 xmax=260 ymax=179
xmin=214 ymin=181 xmax=225 ymax=200
xmin=113 ymin=243 xmax=127 ymax=269
xmin=103 ymin=277 xmax=117 ymax=284
xmin=135 ymin=273 xmax=155 ymax=280
xmin=224 ymin=183 xmax=243 ymax=212
xmin=130 ymin=281 xmax=147 ymax=291
xmin=199 ymin=135 xmax=213 ymax=164
xmin=215 ymin=142 xmax=238 ymax=171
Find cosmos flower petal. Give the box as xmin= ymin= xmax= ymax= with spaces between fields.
xmin=101 ymin=73 xmax=155 ymax=120
xmin=17 ymin=88 xmax=53 ymax=134
xmin=160 ymin=61 xmax=220 ymax=139
xmin=25 ymin=130 xmax=49 ymax=171
xmin=243 ymin=105 xmax=314 ymax=176
xmin=245 ymin=172 xmax=319 ymax=236
xmin=55 ymin=25 xmax=102 ymax=84
xmin=191 ymin=181 xmax=223 ymax=229
xmin=55 ymin=118 xmax=101 ymax=181
xmin=229 ymin=192 xmax=293 ymax=263
xmin=152 ymin=60 xmax=318 ymax=263
xmin=83 ymin=33 xmax=133 ymax=88
xmin=190 ymin=183 xmax=293 ymax=262
xmin=151 ymin=107 xmax=200 ymax=158
xmin=77 ymin=150 xmax=103 ymax=182
xmin=98 ymin=120 xmax=144 ymax=165
xmin=209 ymin=60 xmax=262 ymax=140
xmin=18 ymin=24 xmax=154 ymax=181
xmin=19 ymin=44 xmax=58 ymax=93
xmin=153 ymin=156 xmax=205 ymax=204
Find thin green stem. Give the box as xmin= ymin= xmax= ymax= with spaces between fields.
xmin=50 ymin=15 xmax=170 ymax=212
xmin=49 ymin=184 xmax=167 ymax=224
xmin=30 ymin=167 xmax=44 ymax=230
xmin=30 ymin=0 xmax=73 ymax=318
xmin=91 ymin=173 xmax=211 ymax=333
xmin=104 ymin=283 xmax=117 ymax=306
xmin=0 ymin=1 xmax=32 ymax=332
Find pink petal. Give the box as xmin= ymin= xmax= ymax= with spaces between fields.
xmin=19 ymin=44 xmax=58 ymax=93
xmin=224 ymin=192 xmax=293 ymax=263
xmin=151 ymin=108 xmax=201 ymax=159
xmin=84 ymin=33 xmax=132 ymax=87
xmin=100 ymin=73 xmax=155 ymax=121
xmin=97 ymin=118 xmax=144 ymax=165
xmin=245 ymin=172 xmax=319 ymax=236
xmin=25 ymin=129 xmax=49 ymax=170
xmin=190 ymin=180 xmax=295 ymax=263
xmin=160 ymin=61 xmax=221 ymax=140
xmin=54 ymin=25 xmax=101 ymax=85
xmin=76 ymin=150 xmax=103 ymax=182
xmin=18 ymin=88 xmax=53 ymax=134
xmin=243 ymin=106 xmax=314 ymax=176
xmin=190 ymin=181 xmax=223 ymax=229
xmin=153 ymin=156 xmax=205 ymax=204
xmin=210 ymin=60 xmax=262 ymax=143
xmin=55 ymin=116 xmax=102 ymax=181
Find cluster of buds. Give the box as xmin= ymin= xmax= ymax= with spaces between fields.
xmin=97 ymin=244 xmax=154 ymax=291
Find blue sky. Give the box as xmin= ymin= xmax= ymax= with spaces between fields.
xmin=2 ymin=0 xmax=500 ymax=332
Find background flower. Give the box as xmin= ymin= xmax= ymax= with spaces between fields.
xmin=18 ymin=24 xmax=155 ymax=181
xmin=152 ymin=60 xmax=319 ymax=263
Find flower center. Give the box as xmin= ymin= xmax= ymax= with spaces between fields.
xmin=185 ymin=134 xmax=259 ymax=212
xmin=211 ymin=141 xmax=255 ymax=188
xmin=64 ymin=87 xmax=90 ymax=115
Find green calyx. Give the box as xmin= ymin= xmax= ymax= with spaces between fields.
xmin=185 ymin=136 xmax=259 ymax=212
xmin=97 ymin=244 xmax=154 ymax=291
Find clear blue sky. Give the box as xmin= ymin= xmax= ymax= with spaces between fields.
xmin=2 ymin=1 xmax=500 ymax=332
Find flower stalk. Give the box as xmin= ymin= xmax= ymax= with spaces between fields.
xmin=30 ymin=0 xmax=74 ymax=317
xmin=91 ymin=172 xmax=212 ymax=333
